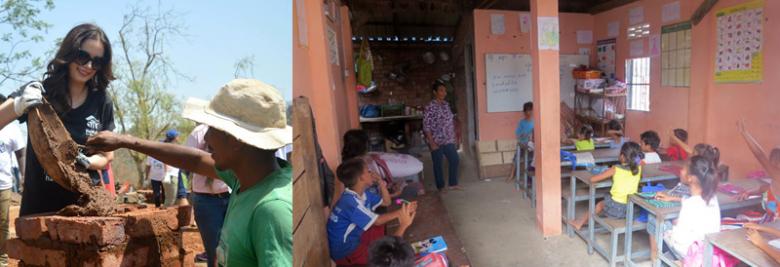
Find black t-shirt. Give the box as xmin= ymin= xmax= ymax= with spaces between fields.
xmin=18 ymin=89 xmax=115 ymax=216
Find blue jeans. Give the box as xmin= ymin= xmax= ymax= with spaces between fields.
xmin=431 ymin=143 xmax=459 ymax=190
xmin=192 ymin=193 xmax=230 ymax=267
xmin=11 ymin=168 xmax=20 ymax=193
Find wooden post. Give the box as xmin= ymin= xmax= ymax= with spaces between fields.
xmin=530 ymin=0 xmax=562 ymax=236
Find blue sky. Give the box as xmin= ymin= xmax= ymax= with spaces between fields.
xmin=1 ymin=0 xmax=291 ymax=102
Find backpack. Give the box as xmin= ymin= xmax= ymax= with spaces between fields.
xmin=682 ymin=240 xmax=738 ymax=267
xmin=415 ymin=252 xmax=448 ymax=267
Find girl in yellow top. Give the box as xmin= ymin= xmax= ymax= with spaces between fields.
xmin=570 ymin=142 xmax=644 ymax=230
xmin=572 ymin=125 xmax=595 ymax=151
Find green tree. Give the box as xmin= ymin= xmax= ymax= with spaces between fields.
xmin=0 ymin=0 xmax=54 ymax=87
xmin=110 ymin=3 xmax=193 ymax=187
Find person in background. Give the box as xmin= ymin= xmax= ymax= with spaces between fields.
xmin=423 ymin=82 xmax=461 ymax=192
xmin=368 ymin=236 xmax=415 ymax=267
xmin=507 ymin=102 xmax=533 ymax=182
xmin=0 ymin=94 xmax=25 ymax=267
xmin=640 ymin=130 xmax=662 ymax=164
xmin=667 ymin=129 xmax=689 ymax=161
xmin=87 ymin=79 xmax=293 ymax=266
xmin=182 ymin=124 xmax=231 ymax=267
xmin=569 ymin=125 xmax=595 ymax=151
xmin=161 ymin=130 xmax=180 ymax=207
xmin=606 ymin=119 xmax=625 ymax=149
xmin=735 ymin=119 xmax=780 ymax=214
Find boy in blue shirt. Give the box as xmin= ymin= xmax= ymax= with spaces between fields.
xmin=328 ymin=158 xmax=417 ymax=265
xmin=508 ymin=102 xmax=533 ymax=182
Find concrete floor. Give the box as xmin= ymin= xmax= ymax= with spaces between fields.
xmin=416 ymin=149 xmax=654 ymax=267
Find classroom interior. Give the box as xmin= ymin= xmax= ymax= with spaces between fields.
xmin=293 ymin=0 xmax=780 ymax=266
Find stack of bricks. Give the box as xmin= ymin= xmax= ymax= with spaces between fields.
xmin=9 ymin=204 xmax=203 ymax=267
xmin=477 ymin=139 xmax=518 ymax=179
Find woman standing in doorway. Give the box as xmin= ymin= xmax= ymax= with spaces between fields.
xmin=0 ymin=23 xmax=116 ymax=216
xmin=423 ymin=82 xmax=461 ymax=192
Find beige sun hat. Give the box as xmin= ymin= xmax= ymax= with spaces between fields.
xmin=182 ymin=79 xmax=292 ymax=150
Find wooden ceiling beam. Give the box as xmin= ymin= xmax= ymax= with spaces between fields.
xmin=588 ymin=0 xmax=640 ymax=14
xmin=690 ymin=0 xmax=719 ymax=25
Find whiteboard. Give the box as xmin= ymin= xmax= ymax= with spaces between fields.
xmin=486 ymin=53 xmax=532 ymax=112
xmin=560 ymin=54 xmax=590 ymax=108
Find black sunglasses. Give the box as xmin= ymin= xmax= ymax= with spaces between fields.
xmin=72 ymin=50 xmax=106 ymax=70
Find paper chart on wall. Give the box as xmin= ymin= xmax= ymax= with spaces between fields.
xmin=629 ymin=6 xmax=644 ymax=25
xmin=491 ymin=14 xmax=505 ymax=35
xmin=537 ymin=17 xmax=560 ymax=50
xmin=649 ymin=34 xmax=661 ymax=57
xmin=662 ymin=1 xmax=681 ymax=23
xmin=597 ymin=39 xmax=616 ymax=79
xmin=577 ymin=30 xmax=593 ymax=44
xmin=630 ymin=39 xmax=644 ymax=57
xmin=520 ymin=14 xmax=531 ymax=33
xmin=607 ymin=21 xmax=620 ymax=38
xmin=714 ymin=0 xmax=763 ymax=83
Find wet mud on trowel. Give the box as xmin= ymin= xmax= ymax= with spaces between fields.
xmin=27 ymin=101 xmax=117 ymax=216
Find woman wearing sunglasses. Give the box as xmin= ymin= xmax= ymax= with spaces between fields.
xmin=0 ymin=23 xmax=116 ymax=216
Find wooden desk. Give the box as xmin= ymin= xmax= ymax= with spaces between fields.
xmin=624 ymin=179 xmax=764 ymax=267
xmin=359 ymin=115 xmax=423 ymax=123
xmin=704 ymin=221 xmax=780 ymax=267
xmin=573 ymin=161 xmax=683 ymax=260
xmin=561 ymin=142 xmax=613 ymax=151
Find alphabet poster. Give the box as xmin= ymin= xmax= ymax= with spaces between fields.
xmin=597 ymin=39 xmax=616 ymax=79
xmin=714 ymin=0 xmax=763 ymax=83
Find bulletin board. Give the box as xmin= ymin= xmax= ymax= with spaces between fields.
xmin=597 ymin=39 xmax=616 ymax=79
xmin=714 ymin=0 xmax=763 ymax=83
xmin=485 ymin=54 xmax=532 ymax=113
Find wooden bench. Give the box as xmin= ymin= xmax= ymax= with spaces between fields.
xmin=589 ymin=216 xmax=648 ymax=267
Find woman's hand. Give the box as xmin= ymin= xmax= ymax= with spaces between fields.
xmin=86 ymin=131 xmax=128 ymax=152
xmin=13 ymin=81 xmax=45 ymax=116
xmin=655 ymin=192 xmax=675 ymax=202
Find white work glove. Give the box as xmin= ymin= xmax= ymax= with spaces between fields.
xmin=13 ymin=81 xmax=45 ymax=116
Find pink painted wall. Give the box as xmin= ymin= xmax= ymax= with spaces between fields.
xmin=473 ymin=10 xmax=594 ymax=141
xmin=294 ymin=0 xmax=357 ymax=169
xmin=593 ymin=0 xmax=698 ymax=153
xmin=593 ymin=0 xmax=780 ymax=179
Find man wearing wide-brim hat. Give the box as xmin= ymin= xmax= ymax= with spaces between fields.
xmin=87 ymin=79 xmax=292 ymax=266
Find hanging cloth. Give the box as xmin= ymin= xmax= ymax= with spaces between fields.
xmin=356 ymin=39 xmax=374 ymax=86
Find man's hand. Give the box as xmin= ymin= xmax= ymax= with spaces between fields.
xmin=86 ymin=131 xmax=127 ymax=152
xmin=13 ymin=81 xmax=45 ymax=116
xmin=430 ymin=143 xmax=439 ymax=151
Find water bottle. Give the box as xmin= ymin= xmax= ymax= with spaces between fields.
xmin=767 ymin=201 xmax=777 ymax=222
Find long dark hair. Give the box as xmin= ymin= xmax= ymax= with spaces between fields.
xmin=342 ymin=129 xmax=369 ymax=161
xmin=42 ymin=23 xmax=115 ymax=114
xmin=620 ymin=142 xmax=644 ymax=175
xmin=694 ymin=144 xmax=720 ymax=166
xmin=688 ymin=155 xmax=719 ymax=203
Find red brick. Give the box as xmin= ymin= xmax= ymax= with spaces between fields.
xmin=6 ymin=238 xmax=67 ymax=267
xmin=179 ymin=226 xmax=204 ymax=253
xmin=120 ymin=208 xmax=179 ymax=238
xmin=176 ymin=205 xmax=193 ymax=227
xmin=80 ymin=246 xmax=151 ymax=267
xmin=15 ymin=216 xmax=48 ymax=241
xmin=45 ymin=216 xmax=126 ymax=246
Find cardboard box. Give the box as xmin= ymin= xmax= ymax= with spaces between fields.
xmin=480 ymin=152 xmax=503 ymax=166
xmin=477 ymin=140 xmax=497 ymax=153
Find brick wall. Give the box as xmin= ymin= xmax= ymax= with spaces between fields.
xmin=357 ymin=44 xmax=456 ymax=110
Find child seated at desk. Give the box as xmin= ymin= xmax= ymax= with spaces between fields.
xmin=648 ymin=156 xmax=721 ymax=262
xmin=736 ymin=119 xmax=780 ymax=216
xmin=667 ymin=129 xmax=689 ymax=161
xmin=744 ymin=223 xmax=780 ymax=264
xmin=640 ymin=130 xmax=663 ymax=164
xmin=569 ymin=125 xmax=595 ymax=151
xmin=569 ymin=142 xmax=644 ymax=230
xmin=328 ymin=158 xmax=418 ymax=265
xmin=606 ymin=119 xmax=625 ymax=149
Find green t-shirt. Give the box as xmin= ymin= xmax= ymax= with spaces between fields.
xmin=216 ymin=160 xmax=292 ymax=267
